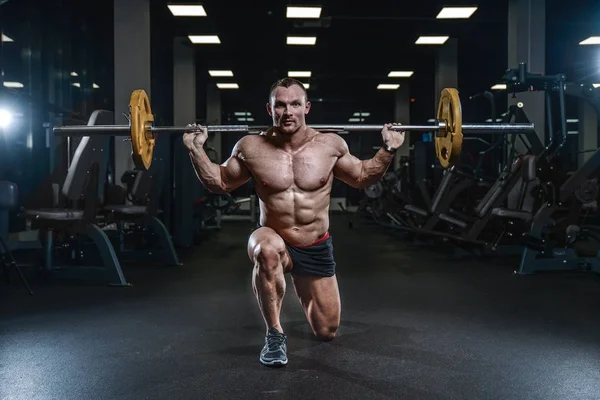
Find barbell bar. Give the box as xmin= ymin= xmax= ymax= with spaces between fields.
xmin=52 ymin=88 xmax=536 ymax=170
xmin=52 ymin=122 xmax=534 ymax=136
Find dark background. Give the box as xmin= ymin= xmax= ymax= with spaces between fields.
xmin=1 ymin=0 xmax=599 ymax=198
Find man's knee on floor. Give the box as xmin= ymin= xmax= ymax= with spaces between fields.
xmin=313 ymin=325 xmax=338 ymax=341
xmin=253 ymin=240 xmax=286 ymax=272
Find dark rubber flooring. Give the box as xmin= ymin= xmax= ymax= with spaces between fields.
xmin=2 ymin=215 xmax=600 ymax=400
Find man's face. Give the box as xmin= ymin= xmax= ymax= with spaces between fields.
xmin=266 ymin=84 xmax=311 ymax=134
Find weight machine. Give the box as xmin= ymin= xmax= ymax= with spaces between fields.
xmin=504 ymin=64 xmax=600 ymax=275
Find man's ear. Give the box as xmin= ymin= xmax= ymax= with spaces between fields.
xmin=266 ymin=102 xmax=273 ymax=116
xmin=305 ymin=100 xmax=311 ymax=115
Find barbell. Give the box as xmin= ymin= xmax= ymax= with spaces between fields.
xmin=53 ymin=88 xmax=535 ymax=170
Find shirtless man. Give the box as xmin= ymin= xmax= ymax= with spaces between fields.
xmin=183 ymin=78 xmax=405 ymax=367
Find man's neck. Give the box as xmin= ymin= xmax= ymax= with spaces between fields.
xmin=274 ymin=125 xmax=311 ymax=150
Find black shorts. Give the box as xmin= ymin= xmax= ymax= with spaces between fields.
xmin=252 ymin=225 xmax=336 ymax=278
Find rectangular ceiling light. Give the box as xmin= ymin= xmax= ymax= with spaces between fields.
xmin=415 ymin=36 xmax=449 ymax=45
xmin=189 ymin=35 xmax=221 ymax=44
xmin=388 ymin=71 xmax=414 ymax=78
xmin=594 ymin=83 xmax=600 ymax=88
xmin=72 ymin=83 xmax=81 ymax=88
xmin=436 ymin=7 xmax=478 ymax=19
xmin=217 ymin=83 xmax=239 ymax=89
xmin=491 ymin=84 xmax=507 ymax=90
xmin=566 ymin=119 xmax=579 ymax=123
xmin=286 ymin=6 xmax=322 ymax=19
xmin=348 ymin=118 xmax=362 ymax=122
xmin=237 ymin=117 xmax=255 ymax=122
xmin=3 ymin=81 xmax=23 ymax=88
xmin=209 ymin=70 xmax=233 ymax=77
xmin=234 ymin=112 xmax=250 ymax=116
xmin=2 ymin=34 xmax=14 ymax=42
xmin=377 ymin=84 xmax=400 ymax=90
xmin=288 ymin=71 xmax=311 ymax=78
xmin=287 ymin=36 xmax=317 ymax=45
xmin=302 ymin=83 xmax=310 ymax=89
xmin=353 ymin=112 xmax=370 ymax=117
xmin=579 ymin=36 xmax=600 ymax=45
xmin=168 ymin=5 xmax=207 ymax=17
xmin=92 ymin=83 xmax=100 ymax=89
xmin=70 ymin=71 xmax=79 ymax=77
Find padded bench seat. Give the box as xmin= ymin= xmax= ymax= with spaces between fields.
xmin=103 ymin=205 xmax=148 ymax=215
xmin=23 ymin=209 xmax=84 ymax=221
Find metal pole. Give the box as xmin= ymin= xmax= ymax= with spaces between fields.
xmin=53 ymin=122 xmax=536 ymax=136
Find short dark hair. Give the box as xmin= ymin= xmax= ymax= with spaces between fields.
xmin=269 ymin=77 xmax=308 ymax=102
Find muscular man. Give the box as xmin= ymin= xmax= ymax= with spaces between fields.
xmin=184 ymin=78 xmax=405 ymax=367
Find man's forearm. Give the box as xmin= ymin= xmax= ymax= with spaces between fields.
xmin=188 ymin=148 xmax=226 ymax=193
xmin=358 ymin=147 xmax=395 ymax=188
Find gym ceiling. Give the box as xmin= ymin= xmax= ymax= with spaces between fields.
xmin=150 ymin=0 xmax=600 ymax=126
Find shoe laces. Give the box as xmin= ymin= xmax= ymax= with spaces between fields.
xmin=266 ymin=331 xmax=286 ymax=350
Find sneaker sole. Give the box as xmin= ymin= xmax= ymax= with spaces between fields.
xmin=260 ymin=357 xmax=288 ymax=367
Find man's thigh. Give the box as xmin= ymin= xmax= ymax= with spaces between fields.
xmin=292 ymin=274 xmax=341 ymax=333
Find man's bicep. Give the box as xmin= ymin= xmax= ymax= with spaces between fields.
xmin=220 ymin=139 xmax=252 ymax=191
xmin=220 ymin=154 xmax=251 ymax=191
xmin=333 ymin=141 xmax=363 ymax=187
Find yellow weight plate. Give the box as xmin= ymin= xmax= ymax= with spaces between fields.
xmin=129 ymin=89 xmax=155 ymax=170
xmin=435 ymin=88 xmax=463 ymax=168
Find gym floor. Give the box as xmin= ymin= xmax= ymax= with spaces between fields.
xmin=2 ymin=215 xmax=600 ymax=400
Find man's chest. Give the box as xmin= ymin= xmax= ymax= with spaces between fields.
xmin=242 ymin=146 xmax=337 ymax=192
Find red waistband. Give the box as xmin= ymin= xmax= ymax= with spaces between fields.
xmin=295 ymin=231 xmax=330 ymax=248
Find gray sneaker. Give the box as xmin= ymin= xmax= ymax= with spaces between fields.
xmin=260 ymin=328 xmax=288 ymax=367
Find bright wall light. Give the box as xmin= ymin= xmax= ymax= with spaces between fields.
xmin=2 ymin=34 xmax=14 ymax=42
xmin=436 ymin=7 xmax=477 ymax=19
xmin=93 ymin=83 xmax=100 ymax=89
xmin=286 ymin=6 xmax=322 ymax=19
xmin=287 ymin=36 xmax=317 ymax=45
xmin=168 ymin=5 xmax=207 ymax=16
xmin=415 ymin=36 xmax=449 ymax=45
xmin=209 ymin=70 xmax=233 ymax=77
xmin=189 ymin=35 xmax=221 ymax=44
xmin=0 ymin=109 xmax=12 ymax=128
xmin=491 ymin=84 xmax=507 ymax=90
xmin=3 ymin=82 xmax=24 ymax=88
xmin=579 ymin=36 xmax=600 ymax=45
xmin=301 ymin=83 xmax=310 ymax=89
xmin=217 ymin=83 xmax=239 ymax=89
xmin=377 ymin=84 xmax=400 ymax=90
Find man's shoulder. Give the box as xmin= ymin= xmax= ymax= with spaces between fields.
xmin=312 ymin=130 xmax=346 ymax=147
xmin=237 ymin=133 xmax=263 ymax=145
xmin=234 ymin=133 xmax=267 ymax=153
